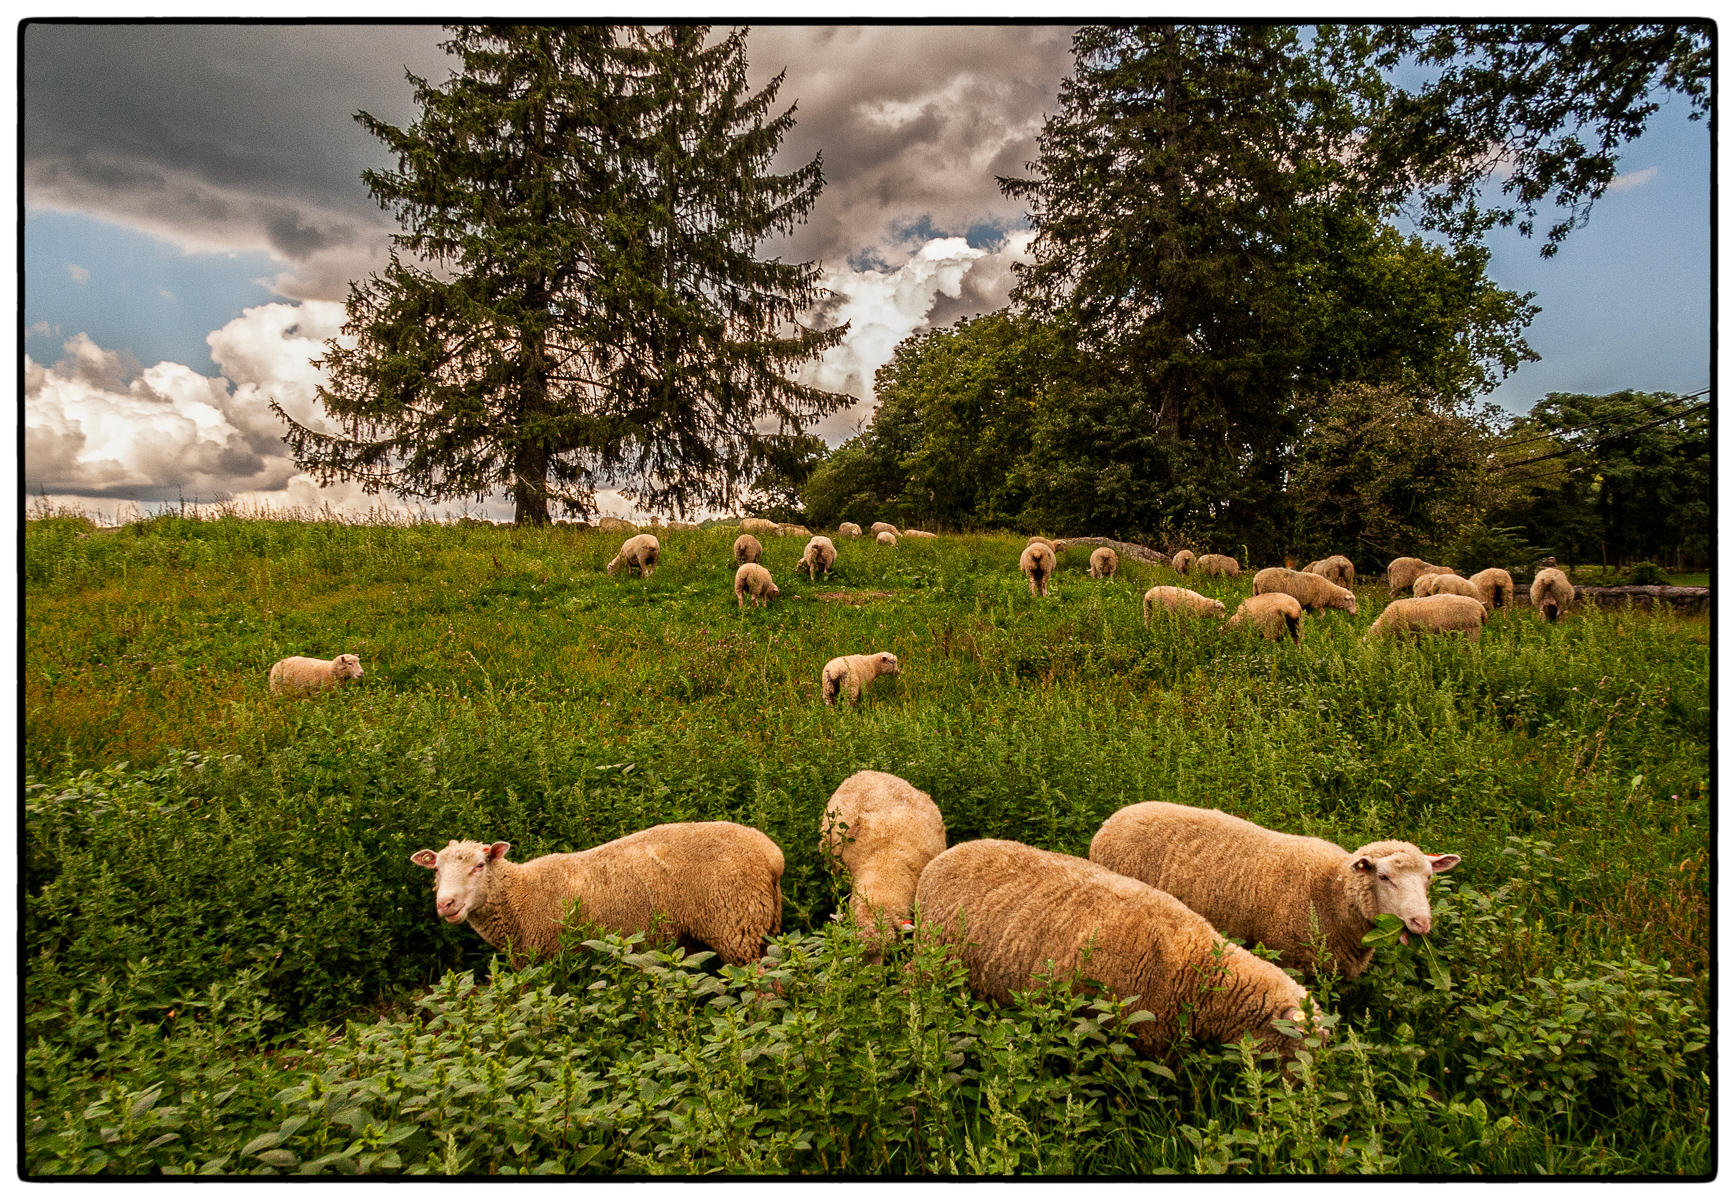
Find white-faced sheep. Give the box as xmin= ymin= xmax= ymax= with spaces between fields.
xmin=740 ymin=517 xmax=778 ymax=536
xmin=734 ymin=562 xmax=780 ymax=608
xmin=1028 ymin=535 xmax=1069 ymax=556
xmin=1364 ymin=594 xmax=1487 ymax=642
xmin=733 ymin=533 xmax=764 ymax=565
xmin=1470 ymin=567 xmax=1515 ymax=609
xmin=819 ymin=770 xmax=945 ymax=955
xmin=870 ymin=522 xmax=899 ymax=538
xmin=1089 ymin=801 xmax=1460 ymax=979
xmin=1020 ymin=541 xmax=1057 ymax=597
xmin=1252 ymin=566 xmax=1358 ymax=616
xmin=1142 ymin=586 xmax=1226 ymax=624
xmin=838 ymin=522 xmax=863 ymax=538
xmin=1170 ymin=549 xmax=1196 ymax=575
xmin=269 ymin=653 xmax=364 ymax=695
xmin=876 ymin=530 xmax=898 ymax=547
xmin=1304 ymin=555 xmax=1355 ymax=589
xmin=1088 ymin=547 xmax=1119 ymax=580
xmin=1531 ymin=567 xmax=1574 ymax=622
xmin=1195 ymin=553 xmax=1240 ymax=578
xmin=1413 ymin=572 xmax=1482 ymax=604
xmin=822 ymin=651 xmax=900 ymax=706
xmin=915 ymin=840 xmax=1317 ymax=1059
xmin=799 ymin=535 xmax=838 ymax=580
xmin=605 ymin=533 xmax=660 ymax=578
xmin=1386 ymin=556 xmax=1452 ymax=596
xmin=410 ymin=822 xmax=784 ymax=968
xmin=1226 ymin=592 xmax=1304 ymax=643
xmin=597 ymin=516 xmax=638 ymax=534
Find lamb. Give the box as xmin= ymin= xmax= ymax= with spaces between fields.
xmin=1469 ymin=567 xmax=1515 ymax=609
xmin=1088 ymin=801 xmax=1460 ymax=979
xmin=876 ymin=531 xmax=898 ymax=546
xmin=914 ymin=839 xmax=1316 ymax=1059
xmin=1088 ymin=547 xmax=1119 ymax=580
xmin=1019 ymin=541 xmax=1057 ymax=597
xmin=821 ymin=651 xmax=900 ymax=706
xmin=818 ymin=770 xmax=945 ymax=955
xmin=1170 ymin=549 xmax=1196 ymax=575
xmin=605 ymin=533 xmax=660 ymax=578
xmin=838 ymin=522 xmax=863 ymax=538
xmin=1386 ymin=557 xmax=1452 ymax=596
xmin=739 ymin=517 xmax=778 ymax=536
xmin=1412 ymin=571 xmax=1482 ymax=604
xmin=734 ymin=562 xmax=780 ymax=608
xmin=1226 ymin=592 xmax=1304 ymax=643
xmin=1303 ymin=555 xmax=1355 ymax=589
xmin=1531 ymin=567 xmax=1574 ymax=622
xmin=1363 ymin=594 xmax=1487 ymax=642
xmin=1252 ymin=566 xmax=1358 ymax=615
xmin=1195 ymin=553 xmax=1240 ymax=578
xmin=1142 ymin=586 xmax=1226 ymax=624
xmin=733 ymin=533 xmax=764 ymax=565
xmin=799 ymin=535 xmax=838 ymax=580
xmin=268 ymin=653 xmax=364 ymax=695
xmin=410 ymin=822 xmax=785 ymax=968
xmin=870 ymin=522 xmax=899 ymax=538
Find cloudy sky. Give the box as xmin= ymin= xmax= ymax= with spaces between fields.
xmin=20 ymin=21 xmax=1713 ymax=522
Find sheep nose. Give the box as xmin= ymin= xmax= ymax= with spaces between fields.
xmin=1406 ymin=915 xmax=1432 ymax=935
xmin=436 ymin=897 xmax=459 ymax=916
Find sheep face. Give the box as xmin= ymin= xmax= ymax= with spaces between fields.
xmin=873 ymin=652 xmax=899 ymax=678
xmin=411 ymin=839 xmax=511 ymax=923
xmin=333 ymin=654 xmax=364 ymax=683
xmin=1348 ymin=843 xmax=1461 ymax=940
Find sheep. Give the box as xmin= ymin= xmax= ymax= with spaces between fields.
xmin=605 ymin=533 xmax=660 ymax=578
xmin=838 ymin=522 xmax=863 ymax=538
xmin=821 ymin=651 xmax=900 ymax=706
xmin=1386 ymin=557 xmax=1452 ymax=596
xmin=1195 ymin=553 xmax=1240 ymax=578
xmin=876 ymin=531 xmax=898 ymax=546
xmin=1088 ymin=547 xmax=1119 ymax=580
xmin=914 ymin=840 xmax=1316 ymax=1059
xmin=1363 ymin=594 xmax=1487 ymax=642
xmin=1252 ymin=566 xmax=1358 ymax=616
xmin=740 ymin=517 xmax=778 ymax=536
xmin=1170 ymin=549 xmax=1196 ymax=575
xmin=1019 ymin=541 xmax=1057 ymax=597
xmin=410 ymin=822 xmax=784 ymax=968
xmin=799 ymin=535 xmax=838 ymax=580
xmin=1028 ymin=535 xmax=1069 ymax=555
xmin=1469 ymin=567 xmax=1515 ymax=609
xmin=1226 ymin=592 xmax=1304 ymax=643
xmin=733 ymin=533 xmax=764 ymax=565
xmin=870 ymin=522 xmax=899 ymax=538
xmin=903 ymin=529 xmax=939 ymax=540
xmin=596 ymin=516 xmax=638 ymax=534
xmin=665 ymin=521 xmax=700 ymax=532
xmin=1414 ymin=572 xmax=1483 ymax=605
xmin=1303 ymin=555 xmax=1355 ymax=589
xmin=775 ymin=522 xmax=811 ymax=538
xmin=1089 ymin=801 xmax=1461 ymax=980
xmin=1142 ymin=586 xmax=1227 ymax=624
xmin=1531 ymin=567 xmax=1574 ymax=622
xmin=268 ymin=653 xmax=364 ymax=695
xmin=734 ymin=562 xmax=780 ymax=608
xmin=818 ymin=770 xmax=945 ymax=955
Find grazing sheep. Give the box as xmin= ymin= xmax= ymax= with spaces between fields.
xmin=915 ymin=840 xmax=1316 ymax=1059
xmin=1470 ymin=567 xmax=1515 ymax=609
xmin=1386 ymin=557 xmax=1452 ymax=596
xmin=1364 ymin=594 xmax=1487 ymax=642
xmin=1531 ymin=567 xmax=1574 ymax=622
xmin=903 ymin=529 xmax=939 ymax=540
xmin=799 ymin=535 xmax=838 ymax=580
xmin=819 ymin=770 xmax=945 ymax=955
xmin=740 ymin=517 xmax=778 ymax=536
xmin=775 ymin=522 xmax=811 ymax=538
xmin=1226 ymin=592 xmax=1305 ymax=643
xmin=1413 ymin=572 xmax=1482 ymax=604
xmin=733 ymin=533 xmax=764 ymax=565
xmin=268 ymin=653 xmax=364 ymax=696
xmin=1020 ymin=542 xmax=1057 ymax=597
xmin=596 ymin=516 xmax=638 ymax=534
xmin=410 ymin=822 xmax=785 ymax=968
xmin=1304 ymin=555 xmax=1355 ymax=589
xmin=1253 ymin=566 xmax=1358 ymax=615
xmin=605 ymin=533 xmax=660 ymax=578
xmin=876 ymin=531 xmax=898 ymax=546
xmin=734 ymin=562 xmax=780 ymax=608
xmin=821 ymin=651 xmax=900 ymax=706
xmin=870 ymin=522 xmax=899 ymax=538
xmin=1143 ymin=586 xmax=1227 ymax=624
xmin=1088 ymin=547 xmax=1119 ymax=580
xmin=1195 ymin=553 xmax=1240 ymax=578
xmin=1089 ymin=801 xmax=1461 ymax=979
xmin=838 ymin=522 xmax=863 ymax=538
xmin=1028 ymin=535 xmax=1069 ymax=556
xmin=1170 ymin=549 xmax=1196 ymax=575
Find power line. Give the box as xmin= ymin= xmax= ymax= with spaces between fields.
xmin=1495 ymin=400 xmax=1711 ymax=473
xmin=1494 ymin=388 xmax=1710 ymax=453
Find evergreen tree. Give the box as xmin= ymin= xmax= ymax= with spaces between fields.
xmin=275 ymin=24 xmax=846 ymax=524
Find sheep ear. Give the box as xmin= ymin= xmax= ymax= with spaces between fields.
xmin=486 ymin=841 xmax=511 ymax=861
xmin=410 ymin=849 xmax=438 ymax=869
xmin=1427 ymin=853 xmax=1461 ymax=874
xmin=1351 ymin=856 xmax=1375 ymax=873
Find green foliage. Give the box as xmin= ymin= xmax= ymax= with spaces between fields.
xmin=24 ymin=516 xmax=1710 ymax=1175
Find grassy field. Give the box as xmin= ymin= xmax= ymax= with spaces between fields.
xmin=23 ymin=513 xmax=1712 ymax=1176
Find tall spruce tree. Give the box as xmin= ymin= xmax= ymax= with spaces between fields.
xmin=276 ymin=24 xmax=846 ymax=524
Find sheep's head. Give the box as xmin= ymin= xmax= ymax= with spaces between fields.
xmin=333 ymin=653 xmax=364 ymax=682
xmin=1338 ymin=590 xmax=1359 ymax=616
xmin=873 ymin=652 xmax=900 ymax=678
xmin=1347 ymin=841 xmax=1461 ymax=940
xmin=411 ymin=839 xmax=510 ymax=923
